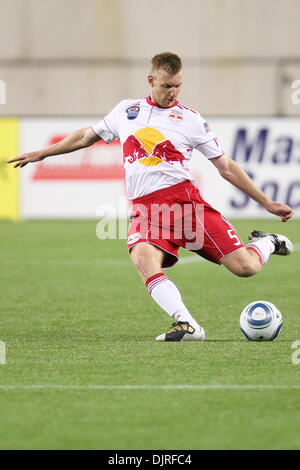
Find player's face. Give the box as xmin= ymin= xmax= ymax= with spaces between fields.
xmin=148 ymin=69 xmax=183 ymax=108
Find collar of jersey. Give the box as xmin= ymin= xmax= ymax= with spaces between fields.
xmin=146 ymin=96 xmax=178 ymax=109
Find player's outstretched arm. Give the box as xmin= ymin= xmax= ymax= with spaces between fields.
xmin=7 ymin=126 xmax=101 ymax=168
xmin=211 ymin=154 xmax=293 ymax=222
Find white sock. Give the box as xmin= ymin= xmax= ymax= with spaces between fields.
xmin=246 ymin=237 xmax=275 ymax=265
xmin=145 ymin=273 xmax=200 ymax=330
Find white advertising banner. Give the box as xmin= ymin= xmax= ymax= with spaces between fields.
xmin=20 ymin=117 xmax=300 ymax=219
xmin=191 ymin=118 xmax=300 ymax=219
xmin=20 ymin=118 xmax=127 ymax=219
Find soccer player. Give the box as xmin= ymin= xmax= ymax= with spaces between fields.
xmin=7 ymin=52 xmax=294 ymax=342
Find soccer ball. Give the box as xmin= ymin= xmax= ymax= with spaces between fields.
xmin=240 ymin=300 xmax=283 ymax=341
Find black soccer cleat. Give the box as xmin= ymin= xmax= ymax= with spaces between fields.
xmin=155 ymin=321 xmax=205 ymax=342
xmin=248 ymin=230 xmax=294 ymax=255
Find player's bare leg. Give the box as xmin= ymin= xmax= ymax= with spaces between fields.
xmin=222 ymin=230 xmax=293 ymax=276
xmin=130 ymin=242 xmax=205 ymax=341
xmin=221 ymin=247 xmax=261 ymax=277
xmin=130 ymin=243 xmax=164 ymax=282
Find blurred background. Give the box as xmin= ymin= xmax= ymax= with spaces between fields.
xmin=1 ymin=0 xmax=300 ymax=220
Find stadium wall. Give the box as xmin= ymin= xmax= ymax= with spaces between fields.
xmin=0 ymin=0 xmax=300 ymax=117
xmin=2 ymin=116 xmax=296 ymax=220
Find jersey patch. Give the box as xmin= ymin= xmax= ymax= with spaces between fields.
xmin=203 ymin=121 xmax=211 ymax=133
xmin=126 ymin=106 xmax=140 ymax=120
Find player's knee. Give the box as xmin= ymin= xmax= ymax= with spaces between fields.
xmin=130 ymin=243 xmax=163 ymax=282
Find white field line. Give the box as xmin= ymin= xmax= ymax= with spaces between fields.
xmin=0 ymin=384 xmax=299 ymax=391
xmin=0 ymin=258 xmax=131 ymax=265
xmin=178 ymin=242 xmax=300 ymax=265
xmin=178 ymin=256 xmax=205 ymax=264
xmin=1 ymin=244 xmax=299 ymax=266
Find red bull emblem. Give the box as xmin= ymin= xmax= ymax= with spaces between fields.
xmin=123 ymin=127 xmax=185 ymax=167
xmin=169 ymin=110 xmax=183 ymax=121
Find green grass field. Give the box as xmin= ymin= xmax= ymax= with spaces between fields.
xmin=0 ymin=218 xmax=299 ymax=450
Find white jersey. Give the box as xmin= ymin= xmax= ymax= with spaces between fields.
xmin=92 ymin=96 xmax=224 ymax=200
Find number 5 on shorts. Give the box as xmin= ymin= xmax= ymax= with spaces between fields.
xmin=227 ymin=229 xmax=241 ymax=246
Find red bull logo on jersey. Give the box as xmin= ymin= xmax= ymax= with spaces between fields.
xmin=169 ymin=110 xmax=183 ymax=121
xmin=123 ymin=127 xmax=185 ymax=167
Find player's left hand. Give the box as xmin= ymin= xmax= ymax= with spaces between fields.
xmin=265 ymin=201 xmax=294 ymax=222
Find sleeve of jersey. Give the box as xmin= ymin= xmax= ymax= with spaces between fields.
xmin=92 ymin=102 xmax=121 ymax=143
xmin=190 ymin=115 xmax=224 ymax=159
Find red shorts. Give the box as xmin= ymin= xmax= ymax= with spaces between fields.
xmin=127 ymin=180 xmax=244 ymax=268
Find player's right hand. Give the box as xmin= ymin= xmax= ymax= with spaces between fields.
xmin=7 ymin=151 xmax=45 ymax=168
xmin=265 ymin=200 xmax=294 ymax=222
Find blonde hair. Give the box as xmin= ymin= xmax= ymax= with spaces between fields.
xmin=151 ymin=52 xmax=182 ymax=75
